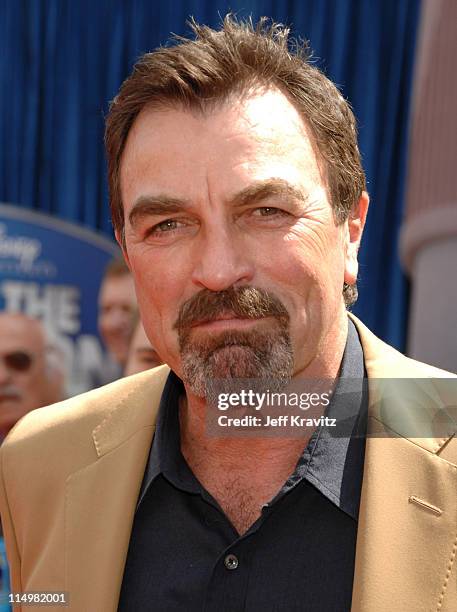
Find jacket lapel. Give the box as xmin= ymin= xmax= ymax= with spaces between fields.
xmin=352 ymin=418 xmax=457 ymax=611
xmin=64 ymin=366 xmax=170 ymax=611
xmin=350 ymin=315 xmax=457 ymax=611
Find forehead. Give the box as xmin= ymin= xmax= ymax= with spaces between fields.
xmin=120 ymin=88 xmax=325 ymax=208
xmin=0 ymin=316 xmax=44 ymax=354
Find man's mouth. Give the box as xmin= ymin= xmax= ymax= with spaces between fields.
xmin=190 ymin=311 xmax=265 ymax=330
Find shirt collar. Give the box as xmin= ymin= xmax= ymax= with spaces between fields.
xmin=302 ymin=319 xmax=367 ymax=519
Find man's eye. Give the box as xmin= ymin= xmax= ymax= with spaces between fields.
xmin=148 ymin=219 xmax=181 ymax=234
xmin=252 ymin=207 xmax=285 ymax=217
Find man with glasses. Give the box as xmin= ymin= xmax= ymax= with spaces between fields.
xmin=0 ymin=312 xmax=65 ymax=440
xmin=0 ymin=312 xmax=65 ymax=611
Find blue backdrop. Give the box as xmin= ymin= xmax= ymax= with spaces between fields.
xmin=0 ymin=0 xmax=421 ymax=349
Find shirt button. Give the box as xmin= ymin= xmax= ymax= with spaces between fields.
xmin=224 ymin=554 xmax=239 ymax=570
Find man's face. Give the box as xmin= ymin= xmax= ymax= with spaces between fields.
xmin=0 ymin=314 xmax=50 ymax=437
xmin=98 ymin=274 xmax=137 ymax=365
xmin=119 ymin=88 xmax=366 ymax=394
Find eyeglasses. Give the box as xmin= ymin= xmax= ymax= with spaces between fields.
xmin=1 ymin=351 xmax=34 ymax=372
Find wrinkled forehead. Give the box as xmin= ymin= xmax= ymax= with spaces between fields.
xmin=120 ymin=87 xmax=326 ymax=210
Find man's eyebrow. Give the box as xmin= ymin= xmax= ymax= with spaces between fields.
xmin=128 ymin=179 xmax=306 ymax=227
xmin=128 ymin=195 xmax=189 ymax=228
xmin=229 ymin=178 xmax=307 ymax=208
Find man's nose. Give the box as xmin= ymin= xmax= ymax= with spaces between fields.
xmin=191 ymin=224 xmax=254 ymax=292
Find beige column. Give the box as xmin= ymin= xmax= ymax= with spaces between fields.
xmin=400 ymin=0 xmax=457 ymax=372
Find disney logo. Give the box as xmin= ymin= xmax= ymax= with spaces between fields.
xmin=0 ymin=223 xmax=42 ymax=266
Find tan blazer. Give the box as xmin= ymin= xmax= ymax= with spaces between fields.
xmin=0 ymin=314 xmax=456 ymax=611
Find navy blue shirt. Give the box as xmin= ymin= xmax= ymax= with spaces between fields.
xmin=119 ymin=320 xmax=367 ymax=611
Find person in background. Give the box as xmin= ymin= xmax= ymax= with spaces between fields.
xmin=0 ymin=312 xmax=65 ymax=441
xmin=0 ymin=312 xmax=65 ymax=611
xmin=93 ymin=257 xmax=137 ymax=386
xmin=125 ymin=318 xmax=163 ymax=376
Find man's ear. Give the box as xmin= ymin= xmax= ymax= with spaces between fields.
xmin=115 ymin=228 xmax=131 ymax=271
xmin=344 ymin=191 xmax=369 ymax=285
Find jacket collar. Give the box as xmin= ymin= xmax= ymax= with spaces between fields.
xmin=91 ymin=364 xmax=170 ymax=457
xmin=348 ymin=312 xmax=457 ymax=452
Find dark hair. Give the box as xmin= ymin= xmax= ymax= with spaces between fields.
xmin=105 ymin=15 xmax=366 ymax=306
